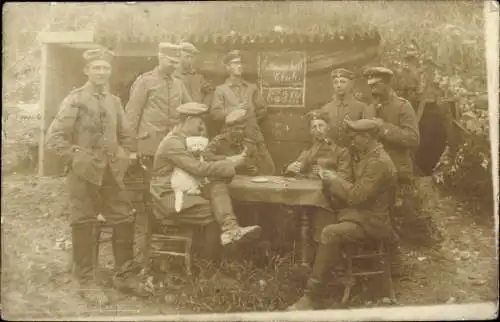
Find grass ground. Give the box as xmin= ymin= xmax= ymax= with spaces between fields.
xmin=1 ymin=172 xmax=497 ymax=320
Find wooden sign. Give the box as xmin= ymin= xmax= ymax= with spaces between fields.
xmin=258 ymin=52 xmax=306 ymax=107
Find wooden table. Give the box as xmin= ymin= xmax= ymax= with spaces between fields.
xmin=228 ymin=175 xmax=331 ymax=266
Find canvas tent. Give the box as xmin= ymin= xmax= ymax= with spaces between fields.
xmin=37 ymin=4 xmax=382 ymax=176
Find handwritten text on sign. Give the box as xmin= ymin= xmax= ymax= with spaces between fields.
xmin=259 ymin=52 xmax=306 ymax=107
xmin=262 ymin=88 xmax=304 ymax=106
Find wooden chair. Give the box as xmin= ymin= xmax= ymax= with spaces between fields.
xmin=339 ymin=238 xmax=396 ymax=306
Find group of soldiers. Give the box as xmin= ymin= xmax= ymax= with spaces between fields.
xmin=46 ymin=40 xmax=420 ymax=309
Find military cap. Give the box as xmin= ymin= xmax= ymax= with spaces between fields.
xmin=176 ymin=102 xmax=208 ymax=116
xmin=225 ymin=108 xmax=248 ymax=126
xmin=306 ymin=110 xmax=329 ymax=123
xmin=345 ymin=119 xmax=380 ymax=134
xmin=180 ymin=42 xmax=199 ymax=55
xmin=331 ymin=68 xmax=355 ymax=80
xmin=158 ymin=42 xmax=181 ymax=62
xmin=362 ymin=66 xmax=394 ymax=85
xmin=82 ymin=48 xmax=114 ymax=65
xmin=223 ymin=50 xmax=242 ymax=65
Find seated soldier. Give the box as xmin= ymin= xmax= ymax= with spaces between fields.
xmin=285 ymin=110 xmax=353 ymax=243
xmin=204 ymin=109 xmax=262 ymax=176
xmin=150 ymin=102 xmax=263 ymax=258
xmin=288 ymin=119 xmax=397 ymax=311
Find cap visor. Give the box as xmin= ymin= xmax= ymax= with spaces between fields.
xmin=367 ymin=78 xmax=382 ymax=85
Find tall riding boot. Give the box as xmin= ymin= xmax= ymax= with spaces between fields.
xmin=71 ymin=223 xmax=110 ymax=306
xmin=209 ymin=181 xmax=262 ymax=248
xmin=288 ymin=243 xmax=335 ymax=310
xmin=202 ymin=222 xmax=222 ymax=264
xmin=111 ymin=222 xmax=149 ymax=297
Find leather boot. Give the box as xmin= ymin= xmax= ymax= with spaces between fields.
xmin=71 ymin=223 xmax=110 ymax=306
xmin=111 ymin=222 xmax=150 ymax=297
xmin=287 ymin=243 xmax=334 ymax=311
xmin=202 ymin=222 xmax=222 ymax=263
xmin=209 ymin=181 xmax=262 ymax=248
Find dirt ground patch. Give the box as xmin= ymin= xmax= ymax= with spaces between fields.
xmin=1 ymin=174 xmax=497 ymax=319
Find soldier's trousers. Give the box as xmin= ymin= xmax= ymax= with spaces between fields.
xmin=67 ymin=169 xmax=134 ymax=226
xmin=255 ymin=142 xmax=276 ymax=175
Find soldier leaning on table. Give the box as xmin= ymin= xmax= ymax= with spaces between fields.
xmin=45 ymin=48 xmax=146 ymax=305
xmin=284 ymin=110 xmax=353 ymax=243
xmin=124 ymin=42 xmax=192 ymax=170
xmin=320 ymin=68 xmax=376 ymax=148
xmin=150 ymin=102 xmax=263 ymax=261
xmin=204 ymin=109 xmax=263 ymax=176
xmin=288 ymin=119 xmax=398 ymax=311
xmin=211 ymin=50 xmax=275 ymax=175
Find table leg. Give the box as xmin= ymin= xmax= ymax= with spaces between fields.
xmin=300 ymin=209 xmax=310 ymax=267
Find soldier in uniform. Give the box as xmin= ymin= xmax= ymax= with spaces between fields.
xmin=46 ymin=48 xmax=143 ymax=305
xmin=288 ymin=119 xmax=397 ymax=310
xmin=284 ymin=110 xmax=353 ymax=243
xmin=362 ymin=67 xmax=420 ymax=188
xmin=176 ymin=42 xmax=214 ymax=106
xmin=211 ymin=50 xmax=275 ymax=175
xmin=125 ymin=42 xmax=192 ymax=169
xmin=150 ymin=102 xmax=263 ymax=256
xmin=204 ymin=109 xmax=262 ymax=176
xmin=320 ymin=68 xmax=375 ymax=148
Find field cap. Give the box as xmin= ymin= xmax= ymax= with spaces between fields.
xmin=331 ymin=68 xmax=355 ymax=80
xmin=225 ymin=109 xmax=248 ymax=126
xmin=180 ymin=42 xmax=200 ymax=55
xmin=363 ymin=66 xmax=394 ymax=85
xmin=83 ymin=48 xmax=114 ymax=65
xmin=158 ymin=42 xmax=181 ymax=63
xmin=176 ymin=102 xmax=208 ymax=116
xmin=306 ymin=110 xmax=329 ymax=124
xmin=223 ymin=50 xmax=242 ymax=65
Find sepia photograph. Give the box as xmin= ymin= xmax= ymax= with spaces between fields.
xmin=1 ymin=1 xmax=498 ymax=320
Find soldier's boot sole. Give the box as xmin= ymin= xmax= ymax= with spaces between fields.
xmin=221 ymin=225 xmax=263 ymax=249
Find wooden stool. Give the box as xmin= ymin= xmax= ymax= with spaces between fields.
xmin=340 ymin=239 xmax=396 ymax=305
xmin=150 ymin=218 xmax=194 ymax=276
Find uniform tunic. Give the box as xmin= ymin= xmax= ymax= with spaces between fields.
xmin=46 ymin=82 xmax=135 ymax=225
xmin=323 ymin=143 xmax=397 ymax=241
xmin=320 ymin=96 xmax=375 ymax=148
xmin=373 ymin=90 xmax=420 ymax=183
xmin=125 ymin=67 xmax=192 ymax=156
xmin=150 ymin=129 xmax=236 ymax=226
xmin=211 ymin=78 xmax=275 ymax=175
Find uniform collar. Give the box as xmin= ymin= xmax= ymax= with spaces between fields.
xmin=155 ymin=66 xmax=174 ymax=81
xmin=83 ymin=81 xmax=109 ymax=97
xmin=225 ymin=77 xmax=247 ymax=87
xmin=332 ymin=94 xmax=354 ymax=106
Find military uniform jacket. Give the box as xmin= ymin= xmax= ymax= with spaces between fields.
xmin=125 ymin=67 xmax=192 ymax=156
xmin=203 ymin=132 xmax=261 ymax=175
xmin=150 ymin=129 xmax=236 ymax=215
xmin=46 ymin=82 xmax=135 ymax=187
xmin=294 ymin=141 xmax=353 ymax=182
xmin=324 ymin=143 xmax=397 ymax=239
xmin=320 ymin=96 xmax=376 ymax=148
xmin=373 ymin=90 xmax=420 ymax=182
xmin=211 ymin=78 xmax=268 ymax=143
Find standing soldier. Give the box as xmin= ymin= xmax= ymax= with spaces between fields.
xmin=46 ymin=48 xmax=142 ymax=305
xmin=204 ymin=109 xmax=262 ymax=176
xmin=362 ymin=67 xmax=420 ymax=189
xmin=320 ymin=68 xmax=375 ymax=148
xmin=176 ymin=42 xmax=214 ymax=106
xmin=125 ymin=42 xmax=192 ymax=169
xmin=211 ymin=50 xmax=275 ymax=175
xmin=288 ymin=119 xmax=397 ymax=310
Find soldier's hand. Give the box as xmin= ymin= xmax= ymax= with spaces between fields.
xmin=286 ymin=162 xmax=302 ymax=174
xmin=320 ymin=169 xmax=338 ymax=182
